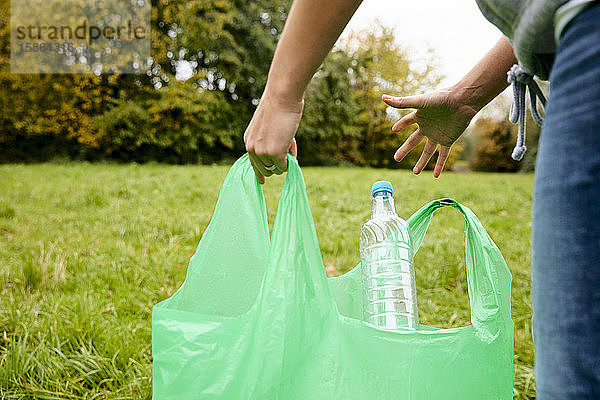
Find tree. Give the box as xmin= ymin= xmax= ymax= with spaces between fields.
xmin=154 ymin=0 xmax=293 ymax=155
xmin=0 ymin=4 xmax=464 ymax=168
xmin=341 ymin=23 xmax=438 ymax=168
xmin=298 ymin=22 xmax=462 ymax=169
xmin=0 ymin=0 xmax=292 ymax=162
xmin=296 ymin=49 xmax=363 ymax=165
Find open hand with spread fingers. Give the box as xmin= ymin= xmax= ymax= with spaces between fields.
xmin=382 ymin=89 xmax=478 ymax=178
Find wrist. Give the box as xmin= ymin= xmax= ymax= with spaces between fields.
xmin=261 ymin=82 xmax=305 ymax=113
xmin=263 ymin=70 xmax=306 ymax=101
xmin=448 ymin=82 xmax=487 ymax=114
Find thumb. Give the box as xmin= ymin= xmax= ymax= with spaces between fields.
xmin=289 ymin=138 xmax=298 ymax=158
xmin=382 ymin=93 xmax=427 ymax=109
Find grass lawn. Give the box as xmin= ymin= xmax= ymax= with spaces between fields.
xmin=0 ymin=161 xmax=535 ymax=399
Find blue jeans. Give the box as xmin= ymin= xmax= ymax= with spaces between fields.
xmin=532 ymin=2 xmax=600 ymax=399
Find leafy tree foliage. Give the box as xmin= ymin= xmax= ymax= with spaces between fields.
xmin=469 ymin=110 xmax=542 ymax=173
xmin=0 ymin=0 xmax=290 ymax=162
xmin=299 ymin=23 xmax=462 ymax=170
xmin=1 ymin=2 xmax=463 ymax=170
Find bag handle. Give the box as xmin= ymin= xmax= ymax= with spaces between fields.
xmin=407 ymin=199 xmax=512 ymax=336
xmin=206 ymin=153 xmax=333 ymax=319
xmin=257 ymin=153 xmax=336 ymax=316
xmin=246 ymin=154 xmax=336 ymax=378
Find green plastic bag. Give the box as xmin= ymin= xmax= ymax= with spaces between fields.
xmin=152 ymin=154 xmax=514 ymax=399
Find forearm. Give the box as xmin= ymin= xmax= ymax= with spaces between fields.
xmin=451 ymin=36 xmax=517 ymax=112
xmin=264 ymin=0 xmax=363 ymax=103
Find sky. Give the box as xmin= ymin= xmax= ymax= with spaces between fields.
xmin=339 ymin=0 xmax=504 ymax=87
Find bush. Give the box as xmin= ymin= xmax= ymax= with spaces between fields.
xmin=470 ymin=118 xmax=520 ymax=172
xmin=94 ymin=101 xmax=153 ymax=154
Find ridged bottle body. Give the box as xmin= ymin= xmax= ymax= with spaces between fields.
xmin=360 ymin=194 xmax=418 ymax=330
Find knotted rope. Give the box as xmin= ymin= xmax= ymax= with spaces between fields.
xmin=507 ymin=64 xmax=547 ymax=161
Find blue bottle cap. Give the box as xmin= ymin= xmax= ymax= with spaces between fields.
xmin=372 ymin=180 xmax=393 ymax=197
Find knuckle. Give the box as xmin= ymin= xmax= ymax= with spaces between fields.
xmin=254 ymin=148 xmax=268 ymax=158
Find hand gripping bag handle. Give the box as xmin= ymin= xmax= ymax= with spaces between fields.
xmin=407 ymin=198 xmax=512 ymax=335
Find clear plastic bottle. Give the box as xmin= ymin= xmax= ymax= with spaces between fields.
xmin=359 ymin=181 xmax=419 ymax=331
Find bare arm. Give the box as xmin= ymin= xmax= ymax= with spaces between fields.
xmin=264 ymin=0 xmax=364 ymax=102
xmin=383 ymin=36 xmax=517 ymax=177
xmin=244 ymin=0 xmax=363 ymax=183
